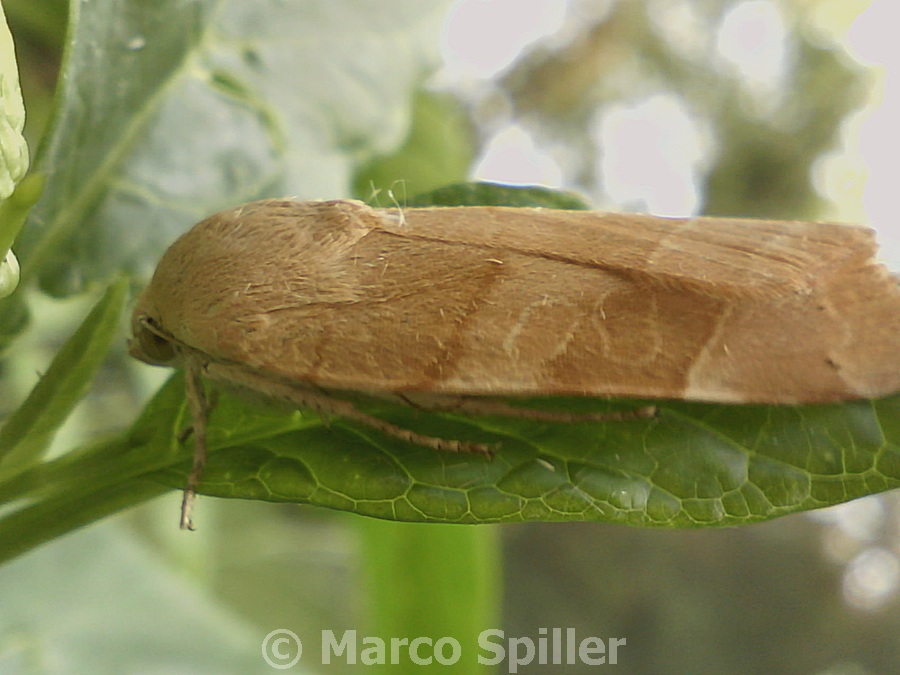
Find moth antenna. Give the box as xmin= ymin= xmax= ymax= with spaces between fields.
xmin=386 ymin=184 xmax=407 ymax=227
xmin=387 ymin=179 xmax=408 ymax=205
xmin=365 ymin=181 xmax=383 ymax=206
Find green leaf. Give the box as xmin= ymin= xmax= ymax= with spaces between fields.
xmin=0 ymin=277 xmax=128 ymax=474
xmin=3 ymin=0 xmax=67 ymax=52
xmin=0 ymin=173 xmax=45 ymax=298
xmin=17 ymin=0 xmax=454 ymax=294
xmin=0 ymin=0 xmax=28 ymax=201
xmin=0 ymin=172 xmax=44 ymax=258
xmin=411 ymin=181 xmax=591 ymax=209
xmin=0 ymin=288 xmax=27 ymax=351
xmin=4 ymin=389 xmax=897 ymax=563
xmin=0 ymin=470 xmax=168 ymax=566
xmin=146 ymin=390 xmax=900 ymax=528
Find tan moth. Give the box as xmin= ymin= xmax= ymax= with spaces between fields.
xmin=130 ymin=199 xmax=900 ymax=528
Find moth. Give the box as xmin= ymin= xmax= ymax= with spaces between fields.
xmin=130 ymin=199 xmax=900 ymax=528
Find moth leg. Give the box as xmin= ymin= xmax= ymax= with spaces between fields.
xmin=395 ymin=394 xmax=657 ymax=423
xmin=203 ymin=362 xmax=494 ymax=456
xmin=329 ymin=402 xmax=495 ymax=456
xmin=176 ymin=388 xmax=217 ymax=443
xmin=181 ymin=356 xmax=210 ymax=530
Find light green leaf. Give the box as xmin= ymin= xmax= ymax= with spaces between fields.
xmin=0 ymin=173 xmax=45 ymax=298
xmin=354 ymin=90 xmax=476 ymax=201
xmin=410 ymin=180 xmax=591 ymax=209
xmin=0 ymin=247 xmax=16 ymax=296
xmin=0 ymin=0 xmax=28 ymax=202
xmin=16 ymin=0 xmax=454 ymax=294
xmin=0 ymin=0 xmax=33 ymax=301
xmin=0 ymin=288 xmax=27 ymax=350
xmin=0 ymin=277 xmax=128 ymax=474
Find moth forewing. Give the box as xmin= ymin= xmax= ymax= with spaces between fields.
xmin=131 ymin=198 xmax=900 ymax=528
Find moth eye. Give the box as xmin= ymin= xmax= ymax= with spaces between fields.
xmin=131 ymin=316 xmax=177 ymax=365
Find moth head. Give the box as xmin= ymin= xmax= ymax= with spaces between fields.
xmin=129 ymin=294 xmax=179 ymax=366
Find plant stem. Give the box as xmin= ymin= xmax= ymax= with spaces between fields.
xmin=357 ymin=519 xmax=502 ymax=673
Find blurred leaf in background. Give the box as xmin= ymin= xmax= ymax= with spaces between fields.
xmin=0 ymin=1 xmax=469 ymax=673
xmin=470 ymin=0 xmax=869 ymax=220
xmin=14 ymin=0 xmax=453 ymax=296
xmin=353 ymin=90 xmax=476 ymax=201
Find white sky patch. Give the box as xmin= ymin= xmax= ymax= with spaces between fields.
xmin=716 ymin=0 xmax=789 ymax=92
xmin=594 ymin=94 xmax=709 ymax=216
xmin=811 ymin=497 xmax=886 ymax=549
xmin=846 ymin=0 xmax=900 ymax=269
xmin=438 ymin=0 xmax=898 ymax=267
xmin=440 ymin=0 xmax=569 ymax=81
xmin=473 ymin=123 xmax=563 ymax=186
xmin=843 ymin=547 xmax=900 ymax=611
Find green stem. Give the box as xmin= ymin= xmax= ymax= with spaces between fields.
xmin=0 ymin=478 xmax=168 ymax=564
xmin=358 ymin=519 xmax=502 ymax=674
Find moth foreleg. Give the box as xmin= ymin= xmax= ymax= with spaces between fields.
xmin=181 ymin=355 xmax=210 ymax=530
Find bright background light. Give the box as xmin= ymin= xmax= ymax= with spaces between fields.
xmin=846 ymin=0 xmax=900 ymax=267
xmin=439 ymin=0 xmax=899 ymax=268
xmin=438 ymin=0 xmax=900 ymax=613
